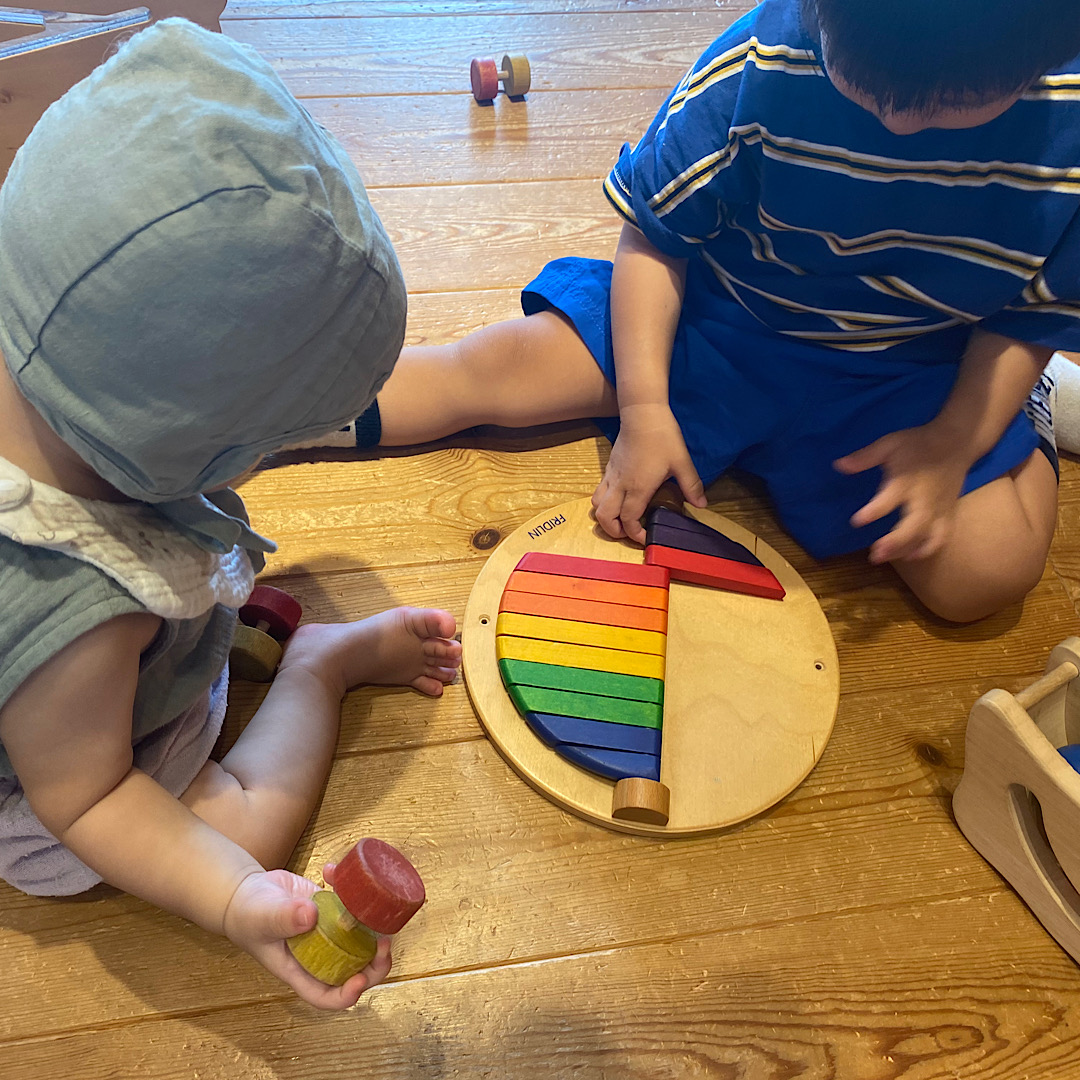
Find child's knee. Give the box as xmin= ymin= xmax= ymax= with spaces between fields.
xmin=907 ymin=556 xmax=1045 ymax=624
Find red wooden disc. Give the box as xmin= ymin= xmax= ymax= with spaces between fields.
xmin=470 ymin=57 xmax=499 ymax=101
xmin=334 ymin=838 xmax=426 ymax=934
xmin=239 ymin=584 xmax=303 ymax=639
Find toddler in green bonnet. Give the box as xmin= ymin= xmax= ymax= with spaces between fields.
xmin=0 ymin=18 xmax=460 ymax=1009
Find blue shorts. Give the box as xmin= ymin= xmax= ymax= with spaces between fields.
xmin=522 ymin=257 xmax=1040 ymax=560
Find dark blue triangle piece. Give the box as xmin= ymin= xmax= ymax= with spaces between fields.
xmin=556 ymin=743 xmax=661 ymax=782
xmin=646 ymin=506 xmax=763 ymax=567
xmin=525 ymin=712 xmax=662 ymax=755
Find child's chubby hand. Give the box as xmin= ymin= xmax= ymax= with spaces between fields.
xmin=834 ymin=421 xmax=972 ymax=565
xmin=222 ymin=866 xmax=392 ymax=1011
xmin=592 ymin=402 xmax=706 ymax=544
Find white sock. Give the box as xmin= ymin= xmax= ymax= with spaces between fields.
xmin=1047 ymin=352 xmax=1080 ymax=456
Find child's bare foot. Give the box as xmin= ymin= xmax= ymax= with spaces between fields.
xmin=278 ymin=607 xmax=461 ymax=698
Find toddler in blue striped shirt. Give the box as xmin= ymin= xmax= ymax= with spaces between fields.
xmin=347 ymin=0 xmax=1080 ymax=623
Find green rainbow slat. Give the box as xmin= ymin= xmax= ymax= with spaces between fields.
xmin=505 ymin=683 xmax=662 ymax=729
xmin=499 ymin=658 xmax=664 ymax=705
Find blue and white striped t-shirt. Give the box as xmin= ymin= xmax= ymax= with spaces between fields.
xmin=604 ymin=0 xmax=1080 ymax=358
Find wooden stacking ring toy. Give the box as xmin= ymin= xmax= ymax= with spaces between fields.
xmin=229 ymin=584 xmax=303 ymax=682
xmin=463 ymin=496 xmax=839 ymax=837
xmin=470 ymin=53 xmax=530 ymax=101
xmin=288 ymin=838 xmax=426 ymax=985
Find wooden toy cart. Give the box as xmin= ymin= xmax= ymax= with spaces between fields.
xmin=954 ymin=637 xmax=1080 ymax=962
xmin=0 ymin=1 xmax=225 ymax=182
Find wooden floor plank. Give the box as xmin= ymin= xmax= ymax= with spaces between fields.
xmin=369 ymin=179 xmax=621 ymax=292
xmin=8 ymin=897 xmax=1080 ymax=1079
xmin=307 ymin=88 xmax=669 ymax=188
xmin=224 ymin=13 xmax=720 ymax=97
xmin=225 ymin=0 xmax=755 ymax=19
xmin=9 ymin=3 xmax=1080 ymax=1076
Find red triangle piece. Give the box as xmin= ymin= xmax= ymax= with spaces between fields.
xmin=644 ymin=544 xmax=785 ymax=600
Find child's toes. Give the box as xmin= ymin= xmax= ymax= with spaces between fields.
xmin=424 ymin=638 xmax=462 ymax=663
xmin=428 ymin=664 xmax=459 ymax=685
xmin=411 ymin=673 xmax=448 ymax=697
xmin=407 ymin=607 xmax=456 ymax=641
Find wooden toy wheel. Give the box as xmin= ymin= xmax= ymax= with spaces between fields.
xmin=501 ymin=53 xmax=530 ymax=96
xmin=287 ymin=890 xmax=378 ymax=986
xmin=229 ymin=623 xmax=283 ymax=682
xmin=334 ymin=838 xmax=426 ymax=934
xmin=470 ymin=57 xmax=499 ymax=101
xmin=239 ymin=584 xmax=302 ymax=639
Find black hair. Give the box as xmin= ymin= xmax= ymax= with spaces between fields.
xmin=802 ymin=0 xmax=1080 ymax=113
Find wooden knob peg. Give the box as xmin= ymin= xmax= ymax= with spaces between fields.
xmin=612 ymin=776 xmax=671 ymax=826
xmin=645 ymin=482 xmax=686 ymax=519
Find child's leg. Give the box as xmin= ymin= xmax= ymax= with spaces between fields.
xmin=375 ymin=310 xmax=618 ymax=445
xmin=179 ymin=608 xmax=460 ymax=869
xmin=891 ymin=450 xmax=1057 ymax=623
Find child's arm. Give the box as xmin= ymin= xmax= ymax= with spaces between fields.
xmin=0 ymin=613 xmax=387 ymax=1010
xmin=834 ymin=328 xmax=1053 ymax=565
xmin=591 ymin=223 xmax=707 ymax=544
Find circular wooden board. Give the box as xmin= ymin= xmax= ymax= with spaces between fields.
xmin=463 ymin=498 xmax=839 ymax=837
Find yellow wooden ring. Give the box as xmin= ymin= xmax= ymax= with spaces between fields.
xmin=502 ymin=53 xmax=530 ymax=97
xmin=288 ymin=890 xmax=378 ymax=986
xmin=229 ymin=623 xmax=282 ymax=682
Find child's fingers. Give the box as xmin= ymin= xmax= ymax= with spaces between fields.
xmin=849 ymin=482 xmax=903 ymax=528
xmin=881 ymin=516 xmax=950 ymax=565
xmin=618 ymin=492 xmax=649 ymax=544
xmin=869 ymin=507 xmax=942 ymax=565
xmin=291 ymin=965 xmax=367 ymax=1011
xmin=362 ymin=937 xmax=394 ymax=988
xmin=592 ymin=483 xmax=629 ymax=540
xmin=834 ymin=438 xmax=888 ymax=475
xmin=673 ymin=461 xmax=706 ymax=508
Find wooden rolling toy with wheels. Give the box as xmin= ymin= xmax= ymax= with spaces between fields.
xmin=229 ymin=584 xmax=302 ymax=682
xmin=470 ymin=53 xmax=530 ymax=102
xmin=954 ymin=637 xmax=1080 ymax=963
xmin=463 ymin=495 xmax=839 ymax=836
xmin=288 ymin=838 xmax=426 ymax=986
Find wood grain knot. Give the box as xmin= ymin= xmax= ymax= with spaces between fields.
xmin=471 ymin=528 xmax=502 ymax=550
xmin=916 ymin=742 xmax=945 ymax=766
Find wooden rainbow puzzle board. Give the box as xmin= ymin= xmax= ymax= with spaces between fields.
xmin=463 ymin=497 xmax=840 ymax=836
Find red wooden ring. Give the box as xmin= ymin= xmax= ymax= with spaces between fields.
xmin=334 ymin=838 xmax=426 ymax=935
xmin=239 ymin=584 xmax=303 ymax=639
xmin=470 ymin=57 xmax=499 ymax=102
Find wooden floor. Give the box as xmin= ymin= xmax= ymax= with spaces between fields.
xmin=8 ymin=2 xmax=1080 ymax=1077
